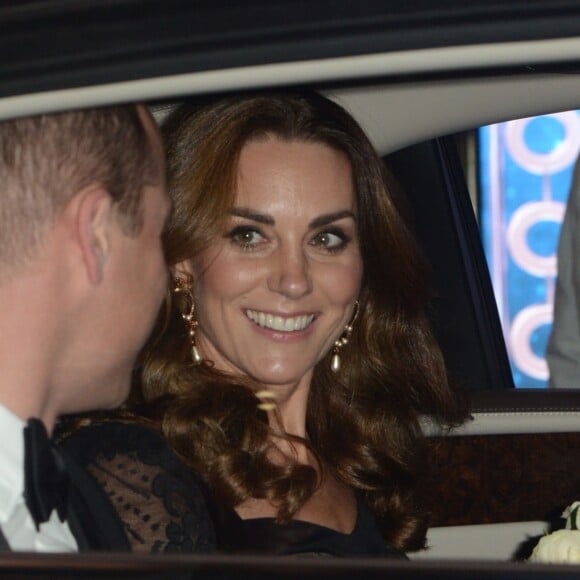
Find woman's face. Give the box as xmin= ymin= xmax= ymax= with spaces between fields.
xmin=181 ymin=136 xmax=363 ymax=392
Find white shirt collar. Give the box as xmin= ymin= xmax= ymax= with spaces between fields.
xmin=0 ymin=404 xmax=25 ymax=523
xmin=0 ymin=405 xmax=78 ymax=551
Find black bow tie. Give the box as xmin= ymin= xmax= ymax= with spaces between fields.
xmin=23 ymin=418 xmax=70 ymax=530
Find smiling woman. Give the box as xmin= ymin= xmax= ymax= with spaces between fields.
xmin=107 ymin=91 xmax=467 ymax=557
xmin=62 ymin=91 xmax=468 ymax=558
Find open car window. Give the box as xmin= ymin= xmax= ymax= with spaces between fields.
xmin=386 ymin=107 xmax=580 ymax=391
xmin=477 ymin=110 xmax=580 ymax=388
xmin=432 ymin=110 xmax=580 ymax=389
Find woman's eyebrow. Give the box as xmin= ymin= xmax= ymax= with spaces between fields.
xmin=229 ymin=207 xmax=274 ymax=225
xmin=309 ymin=210 xmax=356 ymax=229
xmin=229 ymin=208 xmax=356 ymax=228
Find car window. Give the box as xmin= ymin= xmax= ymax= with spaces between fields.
xmin=455 ymin=110 xmax=580 ymax=388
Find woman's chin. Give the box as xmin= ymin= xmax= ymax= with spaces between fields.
xmin=249 ymin=364 xmax=312 ymax=390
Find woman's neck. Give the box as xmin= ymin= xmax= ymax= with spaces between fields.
xmin=265 ymin=376 xmax=312 ymax=439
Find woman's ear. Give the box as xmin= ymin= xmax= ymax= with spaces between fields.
xmin=71 ymin=186 xmax=114 ymax=285
xmin=172 ymin=259 xmax=194 ymax=281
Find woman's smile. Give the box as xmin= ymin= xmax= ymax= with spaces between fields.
xmin=245 ymin=309 xmax=316 ymax=332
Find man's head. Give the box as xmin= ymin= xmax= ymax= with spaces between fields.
xmin=0 ymin=104 xmax=170 ymax=426
xmin=0 ymin=105 xmax=157 ymax=277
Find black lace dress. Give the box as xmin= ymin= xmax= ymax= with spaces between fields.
xmin=59 ymin=422 xmax=403 ymax=558
xmin=58 ymin=421 xmax=216 ymax=553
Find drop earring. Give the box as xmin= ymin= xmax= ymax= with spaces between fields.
xmin=173 ymin=275 xmax=203 ymax=365
xmin=331 ymin=301 xmax=360 ymax=373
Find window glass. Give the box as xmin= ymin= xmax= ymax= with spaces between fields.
xmin=478 ymin=110 xmax=580 ymax=387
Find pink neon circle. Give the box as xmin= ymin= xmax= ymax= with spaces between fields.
xmin=509 ymin=303 xmax=552 ymax=380
xmin=505 ymin=112 xmax=580 ymax=175
xmin=506 ymin=200 xmax=565 ymax=277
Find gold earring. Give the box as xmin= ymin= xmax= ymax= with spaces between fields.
xmin=173 ymin=275 xmax=203 ymax=365
xmin=331 ymin=301 xmax=360 ymax=373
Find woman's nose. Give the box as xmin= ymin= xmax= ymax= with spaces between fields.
xmin=267 ymin=246 xmax=312 ymax=299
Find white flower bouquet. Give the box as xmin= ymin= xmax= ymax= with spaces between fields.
xmin=529 ymin=501 xmax=580 ymax=563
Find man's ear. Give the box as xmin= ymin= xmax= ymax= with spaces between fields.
xmin=70 ymin=186 xmax=115 ymax=285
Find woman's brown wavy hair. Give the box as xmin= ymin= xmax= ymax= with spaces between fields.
xmin=135 ymin=91 xmax=468 ymax=552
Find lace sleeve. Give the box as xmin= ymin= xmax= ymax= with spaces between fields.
xmin=58 ymin=421 xmax=216 ymax=554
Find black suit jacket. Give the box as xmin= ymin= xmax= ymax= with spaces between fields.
xmin=0 ymin=451 xmax=129 ymax=553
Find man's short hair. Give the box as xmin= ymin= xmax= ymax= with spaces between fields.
xmin=0 ymin=105 xmax=154 ymax=271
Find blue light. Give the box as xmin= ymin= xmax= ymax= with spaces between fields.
xmin=523 ymin=117 xmax=565 ymax=155
xmin=527 ymin=221 xmax=560 ymax=258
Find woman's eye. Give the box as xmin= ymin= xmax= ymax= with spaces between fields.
xmin=228 ymin=227 xmax=265 ymax=249
xmin=311 ymin=230 xmax=348 ymax=251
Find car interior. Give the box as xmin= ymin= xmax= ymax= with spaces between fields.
xmin=3 ymin=0 xmax=580 ymax=576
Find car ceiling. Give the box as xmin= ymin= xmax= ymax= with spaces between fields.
xmin=331 ymin=71 xmax=580 ymax=156
xmin=3 ymin=0 xmax=580 ymax=95
xmin=2 ymin=1 xmax=580 ymax=154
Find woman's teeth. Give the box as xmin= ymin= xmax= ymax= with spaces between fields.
xmin=246 ymin=310 xmax=314 ymax=332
